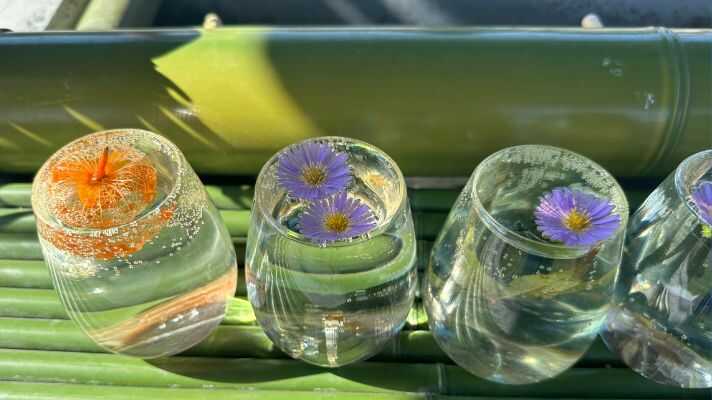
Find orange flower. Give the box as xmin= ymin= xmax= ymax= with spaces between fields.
xmin=40 ymin=145 xmax=172 ymax=260
xmin=48 ymin=146 xmax=157 ymax=229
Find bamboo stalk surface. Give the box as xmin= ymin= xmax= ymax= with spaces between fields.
xmin=0 ymin=317 xmax=617 ymax=366
xmin=0 ymin=349 xmax=703 ymax=398
xmin=0 ymin=180 xmax=663 ymax=395
xmin=0 ymin=28 xmax=710 ymax=178
xmin=0 ymin=182 xmax=654 ymax=212
xmin=0 ymin=286 xmax=426 ymax=327
xmin=0 ymin=381 xmax=489 ymax=400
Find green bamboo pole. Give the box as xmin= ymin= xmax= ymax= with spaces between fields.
xmin=0 ymin=289 xmax=260 ymax=321
xmin=0 ymin=183 xmax=254 ymax=210
xmin=0 ymin=307 xmax=634 ymax=366
xmin=0 ymin=240 xmax=428 ymax=294
xmin=0 ymin=288 xmax=66 ymax=319
xmin=0 ymin=28 xmax=709 ymax=178
xmin=0 ymin=194 xmax=651 ymax=259
xmin=0 ymin=183 xmax=652 ymax=212
xmin=0 ymin=349 xmax=435 ymax=394
xmin=221 ymin=297 xmax=256 ymax=326
xmin=0 ymin=227 xmax=249 ymax=257
xmin=0 ymin=183 xmax=462 ymax=212
xmin=255 ymin=234 xmax=416 ymax=295
xmin=0 ymin=235 xmax=246 ymax=261
xmin=0 ymin=213 xmax=435 ymax=244
xmin=0 ymin=230 xmax=247 ymax=256
xmin=0 ymin=242 xmax=422 ymax=312
xmin=0 ymin=234 xmax=42 ymax=260
xmin=2 ymin=260 xmax=236 ymax=312
xmin=0 ymin=287 xmax=427 ymax=327
xmin=0 ymin=188 xmax=651 ymax=238
xmin=0 ymin=317 xmax=599 ymax=365
xmin=0 ymin=208 xmax=251 ymax=236
xmin=0 ymin=318 xmax=448 ymax=362
xmin=220 ymin=210 xmax=250 ymax=237
xmin=6 ymin=185 xmax=444 ymax=214
xmin=205 ymin=185 xmax=254 ymax=210
xmin=28 ymin=254 xmax=236 ymax=313
xmin=0 ymin=257 xmax=252 ymax=294
xmin=0 ymin=184 xmax=32 ymax=208
xmin=0 ymin=288 xmax=421 ymax=325
xmin=0 ymin=349 xmax=702 ymax=398
xmin=0 ymin=382 xmax=482 ymax=400
xmin=0 ymin=259 xmax=51 ymax=289
xmin=0 ymin=208 xmax=450 ymax=241
xmin=0 ymin=208 xmax=34 ymax=234
xmin=0 ymin=318 xmax=103 ymax=352
xmin=0 ymin=289 xmax=619 ymax=363
xmin=0 ymin=239 xmax=485 ymax=290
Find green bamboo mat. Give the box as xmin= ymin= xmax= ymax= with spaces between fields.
xmin=0 ymin=181 xmax=705 ymax=398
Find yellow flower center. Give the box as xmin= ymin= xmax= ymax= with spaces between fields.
xmin=323 ymin=212 xmax=350 ymax=233
xmin=563 ymin=210 xmax=591 ymax=233
xmin=702 ymin=224 xmax=712 ymax=239
xmin=301 ymin=165 xmax=327 ymax=187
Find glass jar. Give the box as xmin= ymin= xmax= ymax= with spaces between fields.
xmin=245 ymin=136 xmax=417 ymax=367
xmin=424 ymin=145 xmax=628 ymax=384
xmin=602 ymin=149 xmax=712 ymax=388
xmin=32 ymin=129 xmax=237 ymax=358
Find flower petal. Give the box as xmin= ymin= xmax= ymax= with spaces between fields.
xmin=692 ymin=181 xmax=712 ymax=226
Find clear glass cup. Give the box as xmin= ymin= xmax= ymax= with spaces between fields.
xmin=424 ymin=145 xmax=628 ymax=384
xmin=245 ymin=136 xmax=417 ymax=367
xmin=601 ymin=149 xmax=712 ymax=388
xmin=32 ymin=129 xmax=237 ymax=358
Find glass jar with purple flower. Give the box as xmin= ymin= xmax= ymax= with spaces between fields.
xmin=423 ymin=145 xmax=628 ymax=384
xmin=245 ymin=137 xmax=417 ymax=367
xmin=601 ymin=149 xmax=712 ymax=388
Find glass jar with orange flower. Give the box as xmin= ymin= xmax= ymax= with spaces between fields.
xmin=32 ymin=129 xmax=236 ymax=358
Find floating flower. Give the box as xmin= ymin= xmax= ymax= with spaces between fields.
xmin=300 ymin=192 xmax=377 ymax=243
xmin=692 ymin=181 xmax=712 ymax=227
xmin=534 ymin=187 xmax=621 ymax=246
xmin=41 ymin=144 xmax=169 ymax=259
xmin=48 ymin=146 xmax=157 ymax=228
xmin=277 ymin=142 xmax=350 ymax=200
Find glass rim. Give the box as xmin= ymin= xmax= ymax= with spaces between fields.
xmin=470 ymin=144 xmax=629 ymax=258
xmin=675 ymin=149 xmax=712 ymax=225
xmin=31 ymin=128 xmax=184 ymax=236
xmin=254 ymin=136 xmax=408 ymax=248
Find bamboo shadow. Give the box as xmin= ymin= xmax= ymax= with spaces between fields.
xmin=0 ymin=30 xmax=233 ymax=174
xmin=147 ymin=356 xmax=325 ymax=384
xmin=146 ymin=355 xmax=444 ymax=393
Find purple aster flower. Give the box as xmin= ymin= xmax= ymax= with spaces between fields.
xmin=300 ymin=192 xmax=377 ymax=243
xmin=692 ymin=181 xmax=712 ymax=226
xmin=534 ymin=187 xmax=621 ymax=246
xmin=277 ymin=142 xmax=351 ymax=200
